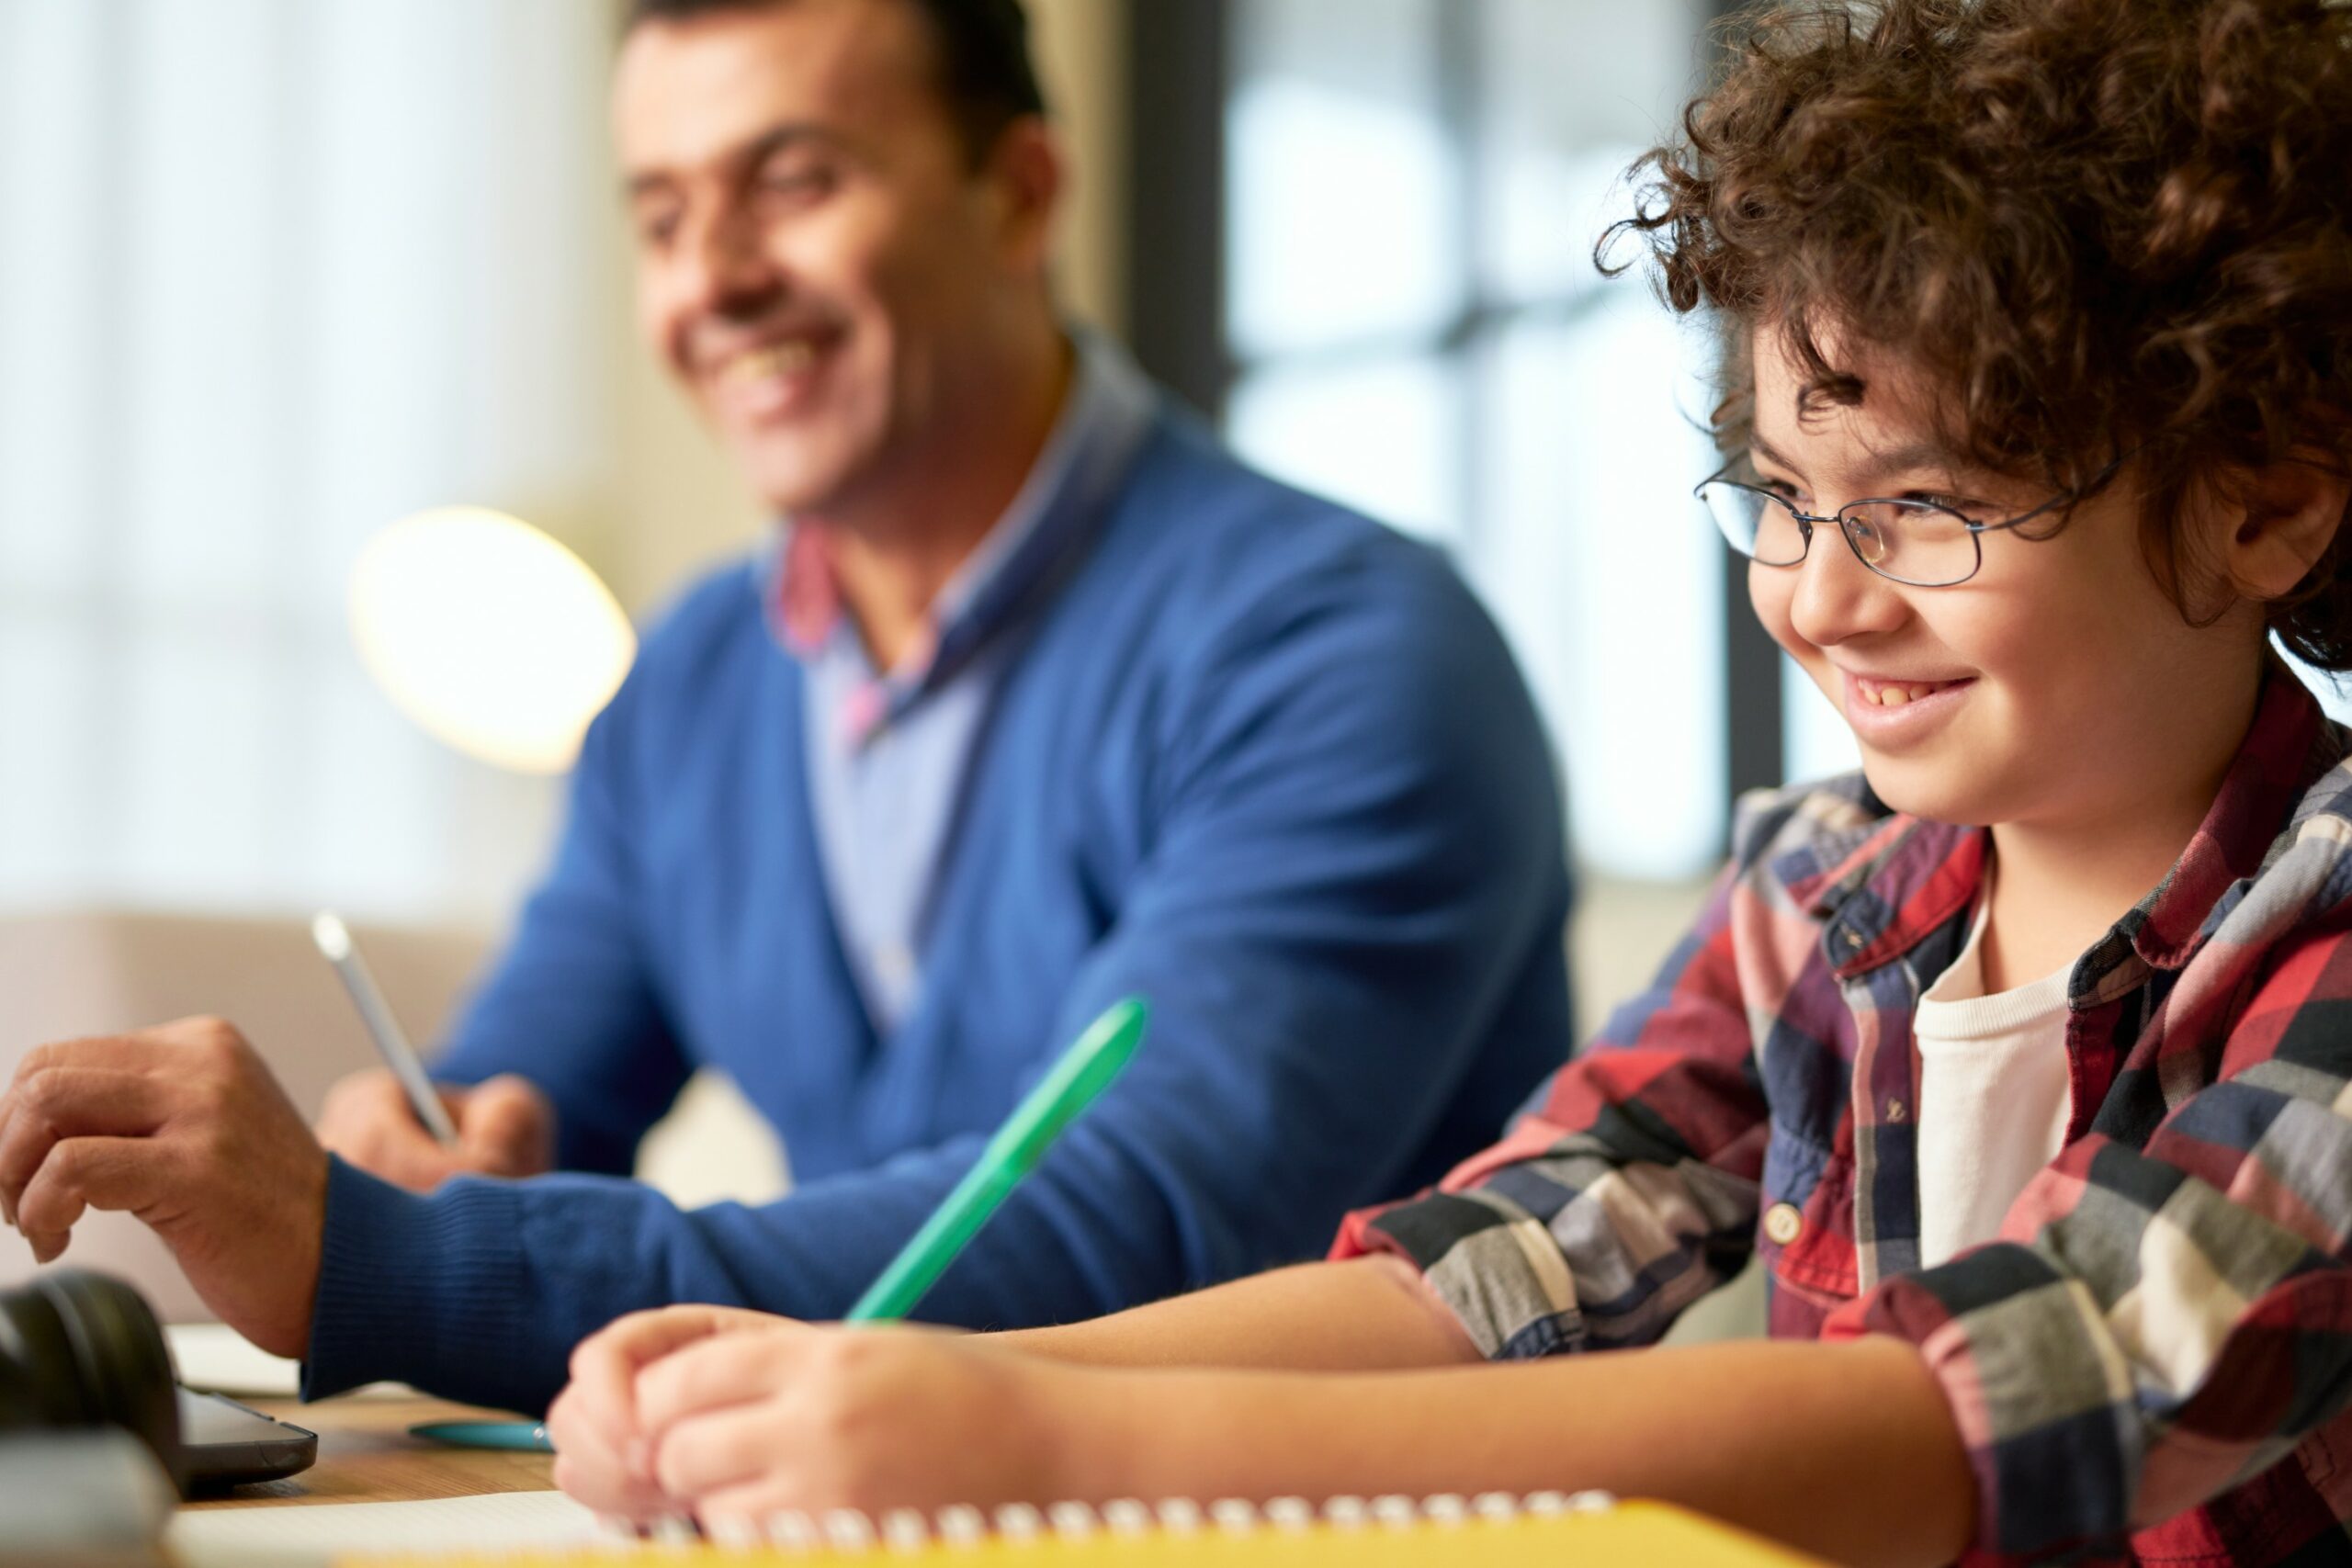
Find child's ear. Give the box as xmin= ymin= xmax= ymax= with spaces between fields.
xmin=2221 ymin=451 xmax=2352 ymax=602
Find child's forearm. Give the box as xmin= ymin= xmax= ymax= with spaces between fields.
xmin=1039 ymin=1334 xmax=1973 ymax=1568
xmin=999 ymin=1255 xmax=1480 ymax=1371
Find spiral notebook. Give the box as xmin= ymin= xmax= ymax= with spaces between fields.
xmin=345 ymin=1490 xmax=1821 ymax=1565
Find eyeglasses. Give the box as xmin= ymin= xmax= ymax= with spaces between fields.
xmin=1695 ymin=457 xmax=2115 ymax=588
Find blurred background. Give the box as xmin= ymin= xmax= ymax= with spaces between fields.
xmin=0 ymin=0 xmax=1862 ymax=1043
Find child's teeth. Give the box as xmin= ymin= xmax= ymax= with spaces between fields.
xmin=729 ymin=341 xmax=816 ymax=382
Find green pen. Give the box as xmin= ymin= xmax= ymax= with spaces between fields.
xmin=848 ymin=995 xmax=1149 ymax=1321
xmin=413 ymin=996 xmax=1148 ymax=1455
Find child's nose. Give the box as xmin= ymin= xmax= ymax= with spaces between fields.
xmin=1787 ymin=523 xmax=1909 ymax=647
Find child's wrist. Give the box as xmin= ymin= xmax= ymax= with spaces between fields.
xmin=1020 ymin=1360 xmax=1147 ymax=1504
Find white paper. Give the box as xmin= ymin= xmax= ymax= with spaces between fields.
xmin=164 ymin=1322 xmax=410 ymax=1400
xmin=167 ymin=1488 xmax=602 ymax=1567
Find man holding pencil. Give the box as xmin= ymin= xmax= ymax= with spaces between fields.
xmin=0 ymin=0 xmax=1570 ymax=1414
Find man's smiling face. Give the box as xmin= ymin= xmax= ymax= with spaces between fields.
xmin=616 ymin=0 xmax=1024 ymax=518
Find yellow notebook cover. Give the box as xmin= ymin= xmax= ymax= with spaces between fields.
xmin=346 ymin=1492 xmax=1823 ymax=1567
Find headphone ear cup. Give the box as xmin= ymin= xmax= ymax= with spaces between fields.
xmin=28 ymin=1271 xmax=186 ymax=1496
xmin=0 ymin=1281 xmax=85 ymax=1430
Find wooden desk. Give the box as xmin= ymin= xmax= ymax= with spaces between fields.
xmin=182 ymin=1394 xmax=555 ymax=1508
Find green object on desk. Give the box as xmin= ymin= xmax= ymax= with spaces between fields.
xmin=847 ymin=996 xmax=1149 ymax=1323
xmin=413 ymin=998 xmax=1145 ymax=1460
xmin=408 ymin=1419 xmax=555 ymax=1452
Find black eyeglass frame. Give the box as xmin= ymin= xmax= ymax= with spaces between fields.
xmin=1695 ymin=453 xmax=2129 ymax=588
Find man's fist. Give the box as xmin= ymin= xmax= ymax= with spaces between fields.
xmin=0 ymin=1017 xmax=330 ymax=1357
xmin=317 ymin=1069 xmax=555 ymax=1193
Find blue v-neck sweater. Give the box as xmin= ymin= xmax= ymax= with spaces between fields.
xmin=304 ymin=407 xmax=1572 ymax=1413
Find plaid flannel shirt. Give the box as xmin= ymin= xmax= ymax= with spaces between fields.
xmin=1338 ymin=669 xmax=2352 ymax=1565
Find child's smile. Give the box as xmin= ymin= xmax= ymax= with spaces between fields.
xmin=1739 ymin=326 xmax=2267 ymax=840
xmin=1836 ymin=668 xmax=1976 ymax=746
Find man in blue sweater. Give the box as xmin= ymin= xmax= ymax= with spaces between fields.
xmin=0 ymin=0 xmax=1569 ymax=1414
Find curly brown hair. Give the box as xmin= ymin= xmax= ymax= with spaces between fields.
xmin=1608 ymin=0 xmax=2352 ymax=666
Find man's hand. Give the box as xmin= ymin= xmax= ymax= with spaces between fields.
xmin=548 ymin=1309 xmax=1091 ymax=1529
xmin=0 ymin=1018 xmax=327 ymax=1357
xmin=317 ymin=1068 xmax=554 ymax=1192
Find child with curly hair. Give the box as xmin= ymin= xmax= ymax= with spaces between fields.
xmin=546 ymin=2 xmax=2352 ymax=1561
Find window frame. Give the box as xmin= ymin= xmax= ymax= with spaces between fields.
xmin=1119 ymin=0 xmax=1783 ymax=851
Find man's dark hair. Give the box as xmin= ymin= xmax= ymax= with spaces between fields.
xmin=621 ymin=0 xmax=1047 ymax=164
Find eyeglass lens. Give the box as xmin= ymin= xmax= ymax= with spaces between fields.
xmin=1697 ymin=483 xmax=1980 ymax=587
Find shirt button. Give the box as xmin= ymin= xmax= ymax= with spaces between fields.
xmin=1885 ymin=1098 xmax=1906 ymax=1122
xmin=1763 ymin=1202 xmax=1803 ymax=1247
xmin=1842 ymin=930 xmax=1864 ymax=949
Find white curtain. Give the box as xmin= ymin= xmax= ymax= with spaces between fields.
xmin=0 ymin=0 xmax=628 ymax=919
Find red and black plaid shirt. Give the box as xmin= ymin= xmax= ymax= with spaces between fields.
xmin=1341 ymin=667 xmax=2352 ymax=1565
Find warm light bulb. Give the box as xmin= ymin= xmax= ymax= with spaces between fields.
xmin=349 ymin=507 xmax=636 ymax=774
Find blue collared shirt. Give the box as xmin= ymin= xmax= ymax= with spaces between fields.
xmin=765 ymin=335 xmax=1155 ymax=1030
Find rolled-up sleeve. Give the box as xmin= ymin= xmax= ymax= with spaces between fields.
xmin=1336 ymin=857 xmax=1770 ymax=1359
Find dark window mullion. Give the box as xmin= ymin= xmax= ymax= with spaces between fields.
xmin=1123 ymin=0 xmax=1231 ymax=418
xmin=1710 ymin=0 xmax=1784 ymax=814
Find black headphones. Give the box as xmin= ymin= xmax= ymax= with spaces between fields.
xmin=0 ymin=1269 xmax=186 ymax=1496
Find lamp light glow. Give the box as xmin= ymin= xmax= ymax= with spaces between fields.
xmin=349 ymin=507 xmax=636 ymax=774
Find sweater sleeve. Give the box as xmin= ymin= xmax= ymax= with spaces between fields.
xmin=301 ymin=543 xmax=1573 ymax=1413
xmin=427 ymin=665 xmax=692 ymax=1177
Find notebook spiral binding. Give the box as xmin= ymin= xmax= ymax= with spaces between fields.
xmin=644 ymin=1488 xmax=1616 ymax=1552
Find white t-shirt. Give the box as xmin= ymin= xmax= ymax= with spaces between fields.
xmin=1912 ymin=893 xmax=2075 ymax=1269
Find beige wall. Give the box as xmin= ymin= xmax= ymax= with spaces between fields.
xmin=599 ymin=0 xmax=1133 ymax=614
xmin=1030 ymin=0 xmax=1129 ymax=339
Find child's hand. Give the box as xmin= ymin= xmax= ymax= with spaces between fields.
xmin=634 ymin=1321 xmax=1082 ymax=1528
xmin=548 ymin=1303 xmax=788 ymax=1520
xmin=555 ymin=1313 xmax=1088 ymax=1529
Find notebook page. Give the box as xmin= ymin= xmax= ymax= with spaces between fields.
xmin=168 ymin=1489 xmax=601 ymax=1568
